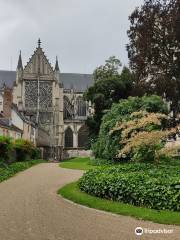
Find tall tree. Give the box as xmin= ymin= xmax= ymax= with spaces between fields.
xmin=85 ymin=56 xmax=133 ymax=138
xmin=127 ymin=0 xmax=180 ymax=116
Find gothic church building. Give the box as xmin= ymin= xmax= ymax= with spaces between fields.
xmin=0 ymin=40 xmax=94 ymax=159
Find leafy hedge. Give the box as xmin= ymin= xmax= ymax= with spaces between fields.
xmin=93 ymin=95 xmax=168 ymax=160
xmin=0 ymin=160 xmax=45 ymax=183
xmin=0 ymin=137 xmax=40 ymax=166
xmin=14 ymin=139 xmax=40 ymax=162
xmin=79 ymin=163 xmax=180 ymax=211
xmin=0 ymin=136 xmax=14 ymax=165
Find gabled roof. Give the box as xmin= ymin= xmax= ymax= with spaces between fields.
xmin=0 ymin=70 xmax=94 ymax=92
xmin=24 ymin=47 xmax=54 ymax=75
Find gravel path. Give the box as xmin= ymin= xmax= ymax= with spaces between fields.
xmin=0 ymin=163 xmax=179 ymax=240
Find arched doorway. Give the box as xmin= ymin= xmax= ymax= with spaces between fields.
xmin=64 ymin=127 xmax=73 ymax=148
xmin=78 ymin=125 xmax=89 ymax=148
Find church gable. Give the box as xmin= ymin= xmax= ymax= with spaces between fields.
xmin=23 ymin=46 xmax=54 ymax=76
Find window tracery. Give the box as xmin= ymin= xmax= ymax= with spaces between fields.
xmin=25 ymin=80 xmax=52 ymax=109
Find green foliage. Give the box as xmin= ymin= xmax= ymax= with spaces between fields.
xmin=0 ymin=160 xmax=45 ymax=183
xmin=0 ymin=137 xmax=40 ymax=164
xmin=79 ymin=162 xmax=180 ymax=211
xmin=84 ymin=57 xmax=134 ymax=138
xmin=14 ymin=139 xmax=39 ymax=162
xmin=127 ymin=0 xmax=180 ymax=115
xmin=132 ymin=143 xmax=162 ymax=163
xmin=0 ymin=136 xmax=13 ymax=166
xmin=93 ymin=95 xmax=168 ymax=160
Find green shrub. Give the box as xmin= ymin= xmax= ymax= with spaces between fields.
xmin=31 ymin=147 xmax=41 ymax=159
xmin=14 ymin=139 xmax=37 ymax=162
xmin=0 ymin=136 xmax=41 ymax=164
xmin=79 ymin=163 xmax=180 ymax=211
xmin=93 ymin=95 xmax=168 ymax=161
xmin=0 ymin=136 xmax=13 ymax=166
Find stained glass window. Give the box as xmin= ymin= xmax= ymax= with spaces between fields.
xmin=64 ymin=127 xmax=73 ymax=148
xmin=25 ymin=80 xmax=52 ymax=109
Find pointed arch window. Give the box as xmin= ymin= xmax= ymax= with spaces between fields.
xmin=76 ymin=96 xmax=87 ymax=117
xmin=78 ymin=125 xmax=89 ymax=148
xmin=64 ymin=96 xmax=73 ymax=119
xmin=65 ymin=127 xmax=73 ymax=148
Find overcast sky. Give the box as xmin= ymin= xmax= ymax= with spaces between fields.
xmin=0 ymin=0 xmax=143 ymax=73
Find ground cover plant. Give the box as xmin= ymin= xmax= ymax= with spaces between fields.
xmin=79 ymin=162 xmax=180 ymax=212
xmin=0 ymin=159 xmax=45 ymax=183
xmin=59 ymin=157 xmax=180 ymax=224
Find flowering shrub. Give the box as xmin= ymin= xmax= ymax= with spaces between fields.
xmin=110 ymin=111 xmax=177 ymax=162
xmin=92 ymin=95 xmax=168 ymax=160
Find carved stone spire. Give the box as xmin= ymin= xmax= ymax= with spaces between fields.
xmin=17 ymin=50 xmax=23 ymax=70
xmin=55 ymin=56 xmax=60 ymax=72
xmin=38 ymin=38 xmax=41 ymax=48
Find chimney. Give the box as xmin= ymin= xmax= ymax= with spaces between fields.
xmin=3 ymin=87 xmax=13 ymax=118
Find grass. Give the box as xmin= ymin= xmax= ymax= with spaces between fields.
xmin=59 ymin=181 xmax=180 ymax=226
xmin=0 ymin=159 xmax=45 ymax=183
xmin=60 ymin=157 xmax=97 ymax=170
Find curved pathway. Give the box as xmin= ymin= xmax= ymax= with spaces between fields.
xmin=0 ymin=163 xmax=179 ymax=240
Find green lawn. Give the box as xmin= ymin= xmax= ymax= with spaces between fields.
xmin=0 ymin=160 xmax=45 ymax=183
xmin=59 ymin=181 xmax=180 ymax=225
xmin=60 ymin=157 xmax=96 ymax=170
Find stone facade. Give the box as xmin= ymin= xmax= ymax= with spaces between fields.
xmin=12 ymin=40 xmax=92 ymax=160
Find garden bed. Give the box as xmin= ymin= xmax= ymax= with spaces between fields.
xmin=0 ymin=160 xmax=45 ymax=183
xmin=59 ymin=181 xmax=180 ymax=225
xmin=79 ymin=162 xmax=180 ymax=212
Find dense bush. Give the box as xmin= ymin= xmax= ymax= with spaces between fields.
xmin=93 ymin=95 xmax=168 ymax=160
xmin=0 ymin=136 xmax=14 ymax=166
xmin=0 ymin=137 xmax=40 ymax=165
xmin=79 ymin=163 xmax=180 ymax=211
xmin=14 ymin=139 xmax=40 ymax=162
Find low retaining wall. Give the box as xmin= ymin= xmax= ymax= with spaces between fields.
xmin=63 ymin=149 xmax=93 ymax=160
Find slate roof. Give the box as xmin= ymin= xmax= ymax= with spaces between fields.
xmin=0 ymin=70 xmax=94 ymax=92
xmin=61 ymin=73 xmax=94 ymax=91
xmin=0 ymin=70 xmax=16 ymax=89
xmin=0 ymin=118 xmax=23 ymax=133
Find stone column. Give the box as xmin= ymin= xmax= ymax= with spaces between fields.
xmin=73 ymin=131 xmax=78 ymax=148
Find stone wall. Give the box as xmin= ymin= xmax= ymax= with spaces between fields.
xmin=62 ymin=149 xmax=93 ymax=160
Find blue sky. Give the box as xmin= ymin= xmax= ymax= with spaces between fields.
xmin=0 ymin=0 xmax=143 ymax=73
